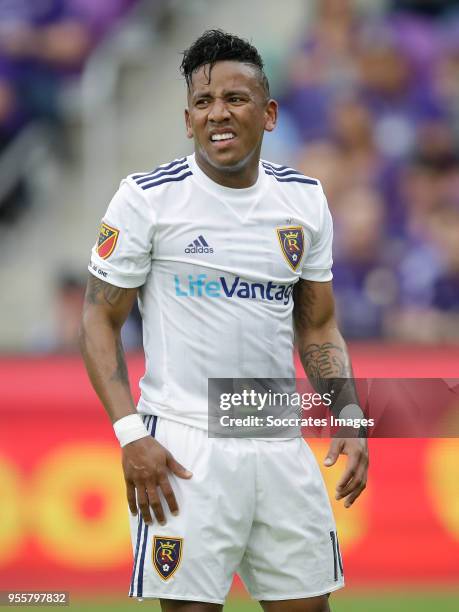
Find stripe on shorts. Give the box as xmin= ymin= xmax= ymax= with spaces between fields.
xmin=330 ymin=530 xmax=338 ymax=581
xmin=337 ymin=533 xmax=344 ymax=577
xmin=129 ymin=415 xmax=158 ymax=597
xmin=129 ymin=516 xmax=143 ymax=596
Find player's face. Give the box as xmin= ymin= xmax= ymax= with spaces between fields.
xmin=185 ymin=60 xmax=277 ymax=185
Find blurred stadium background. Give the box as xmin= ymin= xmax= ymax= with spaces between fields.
xmin=0 ymin=0 xmax=458 ymax=610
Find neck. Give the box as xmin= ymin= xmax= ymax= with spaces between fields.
xmin=194 ymin=150 xmax=260 ymax=188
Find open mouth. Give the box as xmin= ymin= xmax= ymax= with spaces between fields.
xmin=210 ymin=132 xmax=236 ymax=143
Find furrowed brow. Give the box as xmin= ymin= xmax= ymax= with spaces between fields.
xmin=223 ymin=88 xmax=250 ymax=97
xmin=191 ymin=90 xmax=213 ymax=100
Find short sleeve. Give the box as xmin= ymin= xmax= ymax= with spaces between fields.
xmin=88 ymin=179 xmax=155 ymax=288
xmin=301 ymin=186 xmax=334 ymax=282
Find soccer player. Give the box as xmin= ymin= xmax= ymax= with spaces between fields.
xmin=80 ymin=29 xmax=368 ymax=612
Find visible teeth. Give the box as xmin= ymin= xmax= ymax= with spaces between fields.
xmin=211 ymin=133 xmax=235 ymax=141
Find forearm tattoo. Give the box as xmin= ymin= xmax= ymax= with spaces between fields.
xmin=300 ymin=342 xmax=351 ymax=382
xmin=85 ymin=276 xmax=128 ymax=306
xmin=300 ymin=342 xmax=357 ymax=415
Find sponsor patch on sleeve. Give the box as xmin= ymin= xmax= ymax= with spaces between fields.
xmin=96 ymin=222 xmax=119 ymax=260
xmin=276 ymin=226 xmax=305 ymax=271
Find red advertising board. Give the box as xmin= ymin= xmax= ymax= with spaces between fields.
xmin=0 ymin=345 xmax=458 ymax=593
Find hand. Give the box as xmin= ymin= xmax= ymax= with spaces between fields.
xmin=324 ymin=436 xmax=368 ymax=508
xmin=122 ymin=436 xmax=192 ymax=525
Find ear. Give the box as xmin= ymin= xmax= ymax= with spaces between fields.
xmin=264 ymin=99 xmax=278 ymax=133
xmin=184 ymin=108 xmax=193 ymax=139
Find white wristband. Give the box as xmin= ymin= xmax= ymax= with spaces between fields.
xmin=338 ymin=403 xmax=365 ymax=420
xmin=113 ymin=414 xmax=149 ymax=447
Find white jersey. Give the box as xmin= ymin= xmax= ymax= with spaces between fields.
xmin=89 ymin=153 xmax=333 ymax=429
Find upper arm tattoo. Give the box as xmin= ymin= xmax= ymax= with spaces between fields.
xmin=293 ymin=280 xmax=317 ymax=332
xmin=81 ymin=276 xmax=133 ymax=392
xmin=85 ymin=276 xmax=128 ymax=307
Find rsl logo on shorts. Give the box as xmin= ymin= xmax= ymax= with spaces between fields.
xmin=153 ymin=536 xmax=183 ymax=580
xmin=276 ymin=226 xmax=304 ymax=271
xmin=96 ymin=222 xmax=119 ymax=260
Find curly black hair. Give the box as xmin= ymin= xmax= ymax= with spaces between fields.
xmin=180 ymin=29 xmax=270 ymax=96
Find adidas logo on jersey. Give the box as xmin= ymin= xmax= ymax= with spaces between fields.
xmin=185 ymin=235 xmax=214 ymax=254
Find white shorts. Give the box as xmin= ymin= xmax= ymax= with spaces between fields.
xmin=128 ymin=415 xmax=344 ymax=604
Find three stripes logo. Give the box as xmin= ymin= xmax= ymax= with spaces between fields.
xmin=185 ymin=235 xmax=214 ymax=254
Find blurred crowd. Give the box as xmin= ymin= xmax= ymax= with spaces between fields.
xmin=0 ymin=0 xmax=139 ymax=222
xmin=268 ymin=0 xmax=459 ymax=342
xmin=6 ymin=0 xmax=459 ymax=350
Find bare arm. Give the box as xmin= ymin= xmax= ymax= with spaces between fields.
xmin=293 ymin=279 xmax=357 ymax=408
xmin=80 ymin=275 xmax=191 ymax=525
xmin=293 ymin=279 xmax=368 ymax=507
xmin=79 ymin=275 xmax=138 ymax=421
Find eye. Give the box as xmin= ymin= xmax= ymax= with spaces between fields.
xmin=229 ymin=96 xmax=243 ymax=103
xmin=195 ymin=98 xmax=210 ymax=107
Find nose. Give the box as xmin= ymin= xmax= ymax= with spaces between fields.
xmin=208 ymin=98 xmax=231 ymax=122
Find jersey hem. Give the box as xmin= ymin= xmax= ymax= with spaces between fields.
xmin=137 ymin=402 xmax=298 ymax=440
xmin=137 ymin=400 xmax=208 ymax=431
